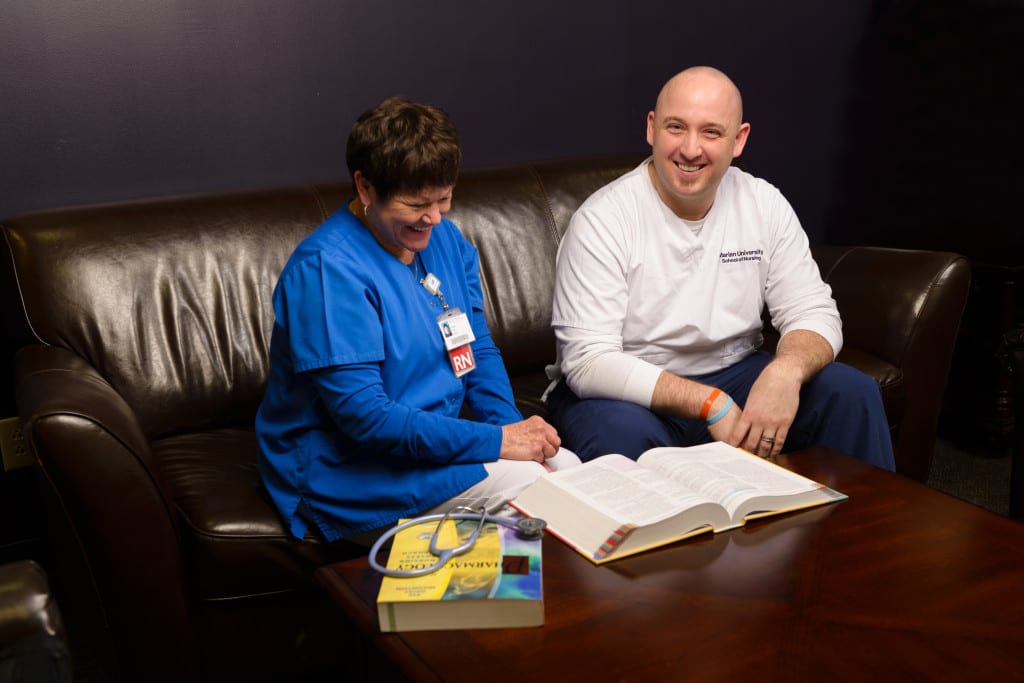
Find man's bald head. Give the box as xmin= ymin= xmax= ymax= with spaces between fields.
xmin=655 ymin=66 xmax=745 ymax=129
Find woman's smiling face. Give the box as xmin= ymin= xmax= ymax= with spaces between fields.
xmin=357 ymin=173 xmax=453 ymax=263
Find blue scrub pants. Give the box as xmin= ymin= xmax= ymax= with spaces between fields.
xmin=547 ymin=352 xmax=895 ymax=470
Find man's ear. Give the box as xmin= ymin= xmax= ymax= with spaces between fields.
xmin=646 ymin=111 xmax=656 ymax=147
xmin=732 ymin=122 xmax=751 ymax=158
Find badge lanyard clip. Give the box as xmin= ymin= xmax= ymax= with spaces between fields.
xmin=420 ymin=273 xmax=448 ymax=311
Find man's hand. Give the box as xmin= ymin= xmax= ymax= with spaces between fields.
xmin=500 ymin=416 xmax=561 ymax=463
xmin=730 ymin=329 xmax=834 ymax=458
xmin=649 ymin=329 xmax=833 ymax=459
xmin=726 ymin=361 xmax=801 ymax=459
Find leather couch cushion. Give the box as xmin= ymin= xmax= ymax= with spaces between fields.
xmin=154 ymin=429 xmax=361 ymax=601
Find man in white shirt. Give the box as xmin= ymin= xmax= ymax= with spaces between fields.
xmin=545 ymin=66 xmax=895 ymax=470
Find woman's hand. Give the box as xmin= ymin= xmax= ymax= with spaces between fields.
xmin=500 ymin=416 xmax=561 ymax=463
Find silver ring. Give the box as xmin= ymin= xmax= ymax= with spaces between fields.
xmin=760 ymin=435 xmax=775 ymax=444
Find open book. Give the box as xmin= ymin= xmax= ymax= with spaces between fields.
xmin=510 ymin=441 xmax=846 ymax=564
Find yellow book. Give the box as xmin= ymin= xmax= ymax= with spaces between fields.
xmin=376 ymin=516 xmax=544 ymax=632
xmin=511 ymin=441 xmax=847 ymax=564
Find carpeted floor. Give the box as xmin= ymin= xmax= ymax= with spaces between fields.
xmin=927 ymin=436 xmax=1013 ymax=516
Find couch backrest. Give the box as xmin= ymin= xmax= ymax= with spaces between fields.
xmin=2 ymin=154 xmax=643 ymax=439
xmin=3 ymin=188 xmax=329 ymax=437
xmin=442 ymin=155 xmax=642 ymax=372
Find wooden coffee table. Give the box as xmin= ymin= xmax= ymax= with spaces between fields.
xmin=316 ymin=447 xmax=1024 ymax=682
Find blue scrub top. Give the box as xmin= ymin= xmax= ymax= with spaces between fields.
xmin=256 ymin=205 xmax=522 ymax=540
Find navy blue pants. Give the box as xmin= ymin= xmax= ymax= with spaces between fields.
xmin=547 ymin=351 xmax=895 ymax=470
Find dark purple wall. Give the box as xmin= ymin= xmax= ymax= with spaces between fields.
xmin=2 ymin=1 xmax=1020 ymax=251
xmin=3 ymin=0 xmax=878 ymax=242
xmin=826 ymin=0 xmax=1024 ymax=262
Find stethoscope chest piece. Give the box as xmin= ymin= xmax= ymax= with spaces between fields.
xmin=514 ymin=517 xmax=546 ymax=539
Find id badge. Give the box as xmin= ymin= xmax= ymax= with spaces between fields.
xmin=437 ymin=308 xmax=475 ymax=350
xmin=437 ymin=308 xmax=477 ymax=377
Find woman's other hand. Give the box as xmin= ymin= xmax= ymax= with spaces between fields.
xmin=500 ymin=416 xmax=561 ymax=463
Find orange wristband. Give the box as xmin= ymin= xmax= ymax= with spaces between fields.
xmin=699 ymin=388 xmax=722 ymax=420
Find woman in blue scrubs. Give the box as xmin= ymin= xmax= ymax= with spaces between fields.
xmin=256 ymin=98 xmax=579 ymax=543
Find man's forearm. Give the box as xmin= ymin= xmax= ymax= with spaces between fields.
xmin=772 ymin=329 xmax=835 ymax=383
xmin=650 ymin=329 xmax=833 ymax=421
xmin=649 ymin=370 xmax=716 ymax=420
xmin=557 ymin=328 xmax=664 ymax=407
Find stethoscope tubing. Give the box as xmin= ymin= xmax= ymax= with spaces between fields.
xmin=368 ymin=509 xmax=545 ymax=578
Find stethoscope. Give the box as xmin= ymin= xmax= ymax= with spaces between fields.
xmin=368 ymin=506 xmax=547 ymax=578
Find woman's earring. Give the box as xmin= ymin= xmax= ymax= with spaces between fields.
xmin=363 ymin=204 xmax=370 ymax=217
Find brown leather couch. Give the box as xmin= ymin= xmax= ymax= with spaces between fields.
xmin=1 ymin=154 xmax=970 ymax=682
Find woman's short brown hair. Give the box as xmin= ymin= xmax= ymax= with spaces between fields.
xmin=345 ymin=97 xmax=461 ymax=201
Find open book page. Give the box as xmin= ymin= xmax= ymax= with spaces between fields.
xmin=542 ymin=452 xmax=722 ymax=527
xmin=512 ymin=453 xmax=732 ymax=562
xmin=636 ymin=442 xmax=840 ymax=525
xmin=512 ymin=442 xmax=844 ymax=563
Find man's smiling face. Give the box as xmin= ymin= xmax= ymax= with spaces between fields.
xmin=645 ymin=68 xmax=750 ymax=220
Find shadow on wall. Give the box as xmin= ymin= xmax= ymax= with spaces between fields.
xmin=825 ymin=0 xmax=1024 ymax=263
xmin=825 ymin=0 xmax=1024 ymax=450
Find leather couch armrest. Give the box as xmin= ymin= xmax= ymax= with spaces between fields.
xmin=0 ymin=560 xmax=67 ymax=645
xmin=15 ymin=344 xmax=198 ymax=681
xmin=813 ymin=245 xmax=971 ymax=481
xmin=0 ymin=560 xmax=71 ymax=683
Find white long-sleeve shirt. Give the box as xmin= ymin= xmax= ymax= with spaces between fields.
xmin=547 ymin=160 xmax=842 ymax=408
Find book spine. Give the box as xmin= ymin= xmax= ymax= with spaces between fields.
xmin=595 ymin=525 xmax=635 ymax=560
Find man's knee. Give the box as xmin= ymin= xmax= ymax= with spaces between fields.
xmin=803 ymin=362 xmax=895 ymax=470
xmin=814 ymin=362 xmax=883 ymax=404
